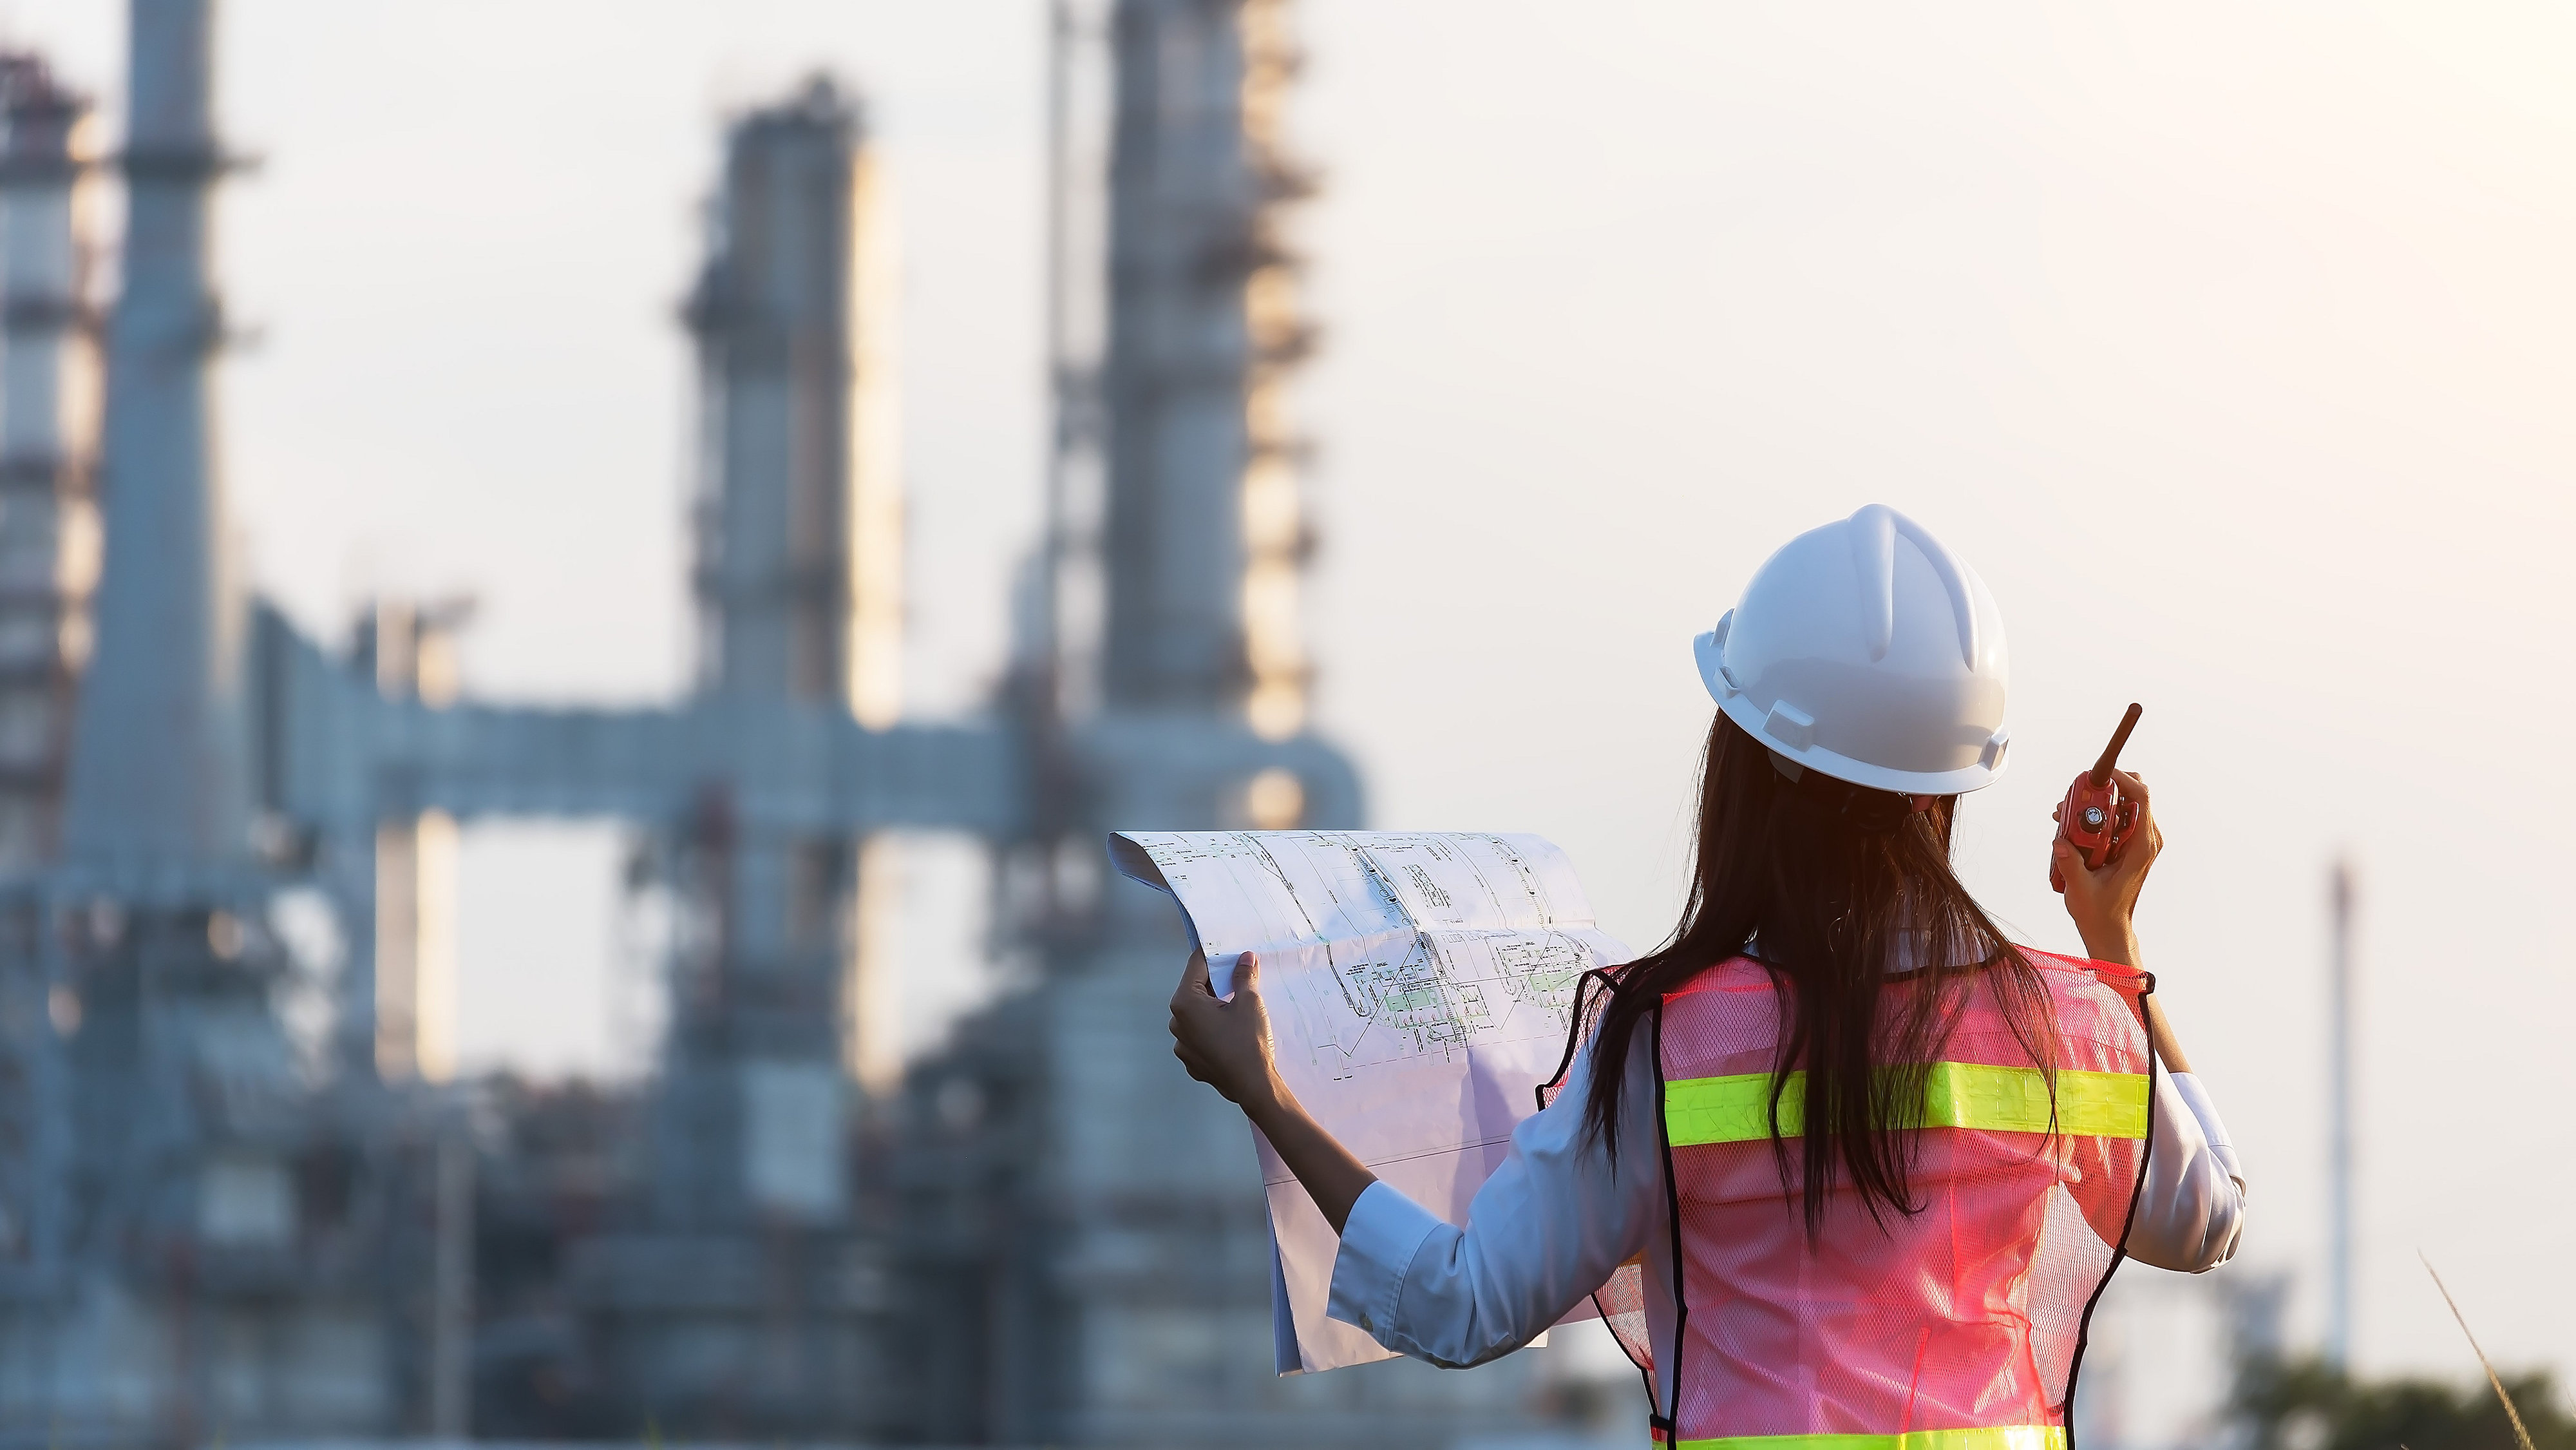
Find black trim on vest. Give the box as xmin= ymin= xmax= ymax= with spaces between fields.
xmin=2060 ymin=969 xmax=2160 ymax=1450
xmin=1652 ymin=995 xmax=1689 ymax=1431
xmin=1537 ymin=967 xmax=1618 ymax=1112
xmin=1613 ymin=1320 xmax=1657 ymax=1412
xmin=1539 ymin=968 xmax=1663 ymax=1409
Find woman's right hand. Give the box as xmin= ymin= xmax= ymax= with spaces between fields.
xmin=2053 ymin=768 xmax=2161 ymax=968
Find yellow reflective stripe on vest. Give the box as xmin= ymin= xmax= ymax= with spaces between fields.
xmin=1669 ymin=1427 xmax=2066 ymax=1450
xmin=1664 ymin=1064 xmax=2147 ymax=1147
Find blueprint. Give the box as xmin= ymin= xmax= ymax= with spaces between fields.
xmin=1109 ymin=830 xmax=1630 ymax=1374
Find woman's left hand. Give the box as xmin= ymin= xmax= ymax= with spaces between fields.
xmin=1170 ymin=949 xmax=1284 ymax=1112
xmin=2054 ymin=767 xmax=2163 ymax=967
xmin=1169 ymin=948 xmax=1379 ymax=1232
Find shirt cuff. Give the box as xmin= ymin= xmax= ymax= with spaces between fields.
xmin=2170 ymin=1072 xmax=2244 ymax=1189
xmin=1326 ymin=1181 xmax=1444 ymax=1342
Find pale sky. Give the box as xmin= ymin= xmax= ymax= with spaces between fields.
xmin=4 ymin=0 xmax=2572 ymax=1395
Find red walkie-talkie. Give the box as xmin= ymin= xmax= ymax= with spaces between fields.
xmin=2050 ymin=703 xmax=2143 ymax=893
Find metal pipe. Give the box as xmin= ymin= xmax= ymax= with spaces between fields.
xmin=429 ymin=1132 xmax=475 ymax=1438
xmin=1039 ymin=0 xmax=1073 ymax=701
xmin=2327 ymin=856 xmax=2355 ymax=1368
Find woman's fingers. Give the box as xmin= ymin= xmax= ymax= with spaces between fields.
xmin=1170 ymin=948 xmax=1280 ymax=1106
xmin=1170 ymin=952 xmax=1217 ymax=1065
xmin=1171 ymin=949 xmax=1254 ymax=1044
xmin=2121 ymin=772 xmax=2159 ymax=863
xmin=1170 ymin=948 xmax=1211 ymax=1015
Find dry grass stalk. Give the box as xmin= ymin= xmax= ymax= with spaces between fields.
xmin=2420 ymin=1250 xmax=2537 ymax=1450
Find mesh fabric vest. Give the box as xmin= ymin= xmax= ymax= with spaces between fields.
xmin=1549 ymin=950 xmax=2154 ymax=1450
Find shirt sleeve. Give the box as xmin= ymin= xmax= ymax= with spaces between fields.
xmin=1324 ymin=1031 xmax=1663 ymax=1368
xmin=2121 ymin=1068 xmax=2247 ymax=1273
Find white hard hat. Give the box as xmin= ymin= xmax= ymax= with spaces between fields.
xmin=1694 ymin=504 xmax=2011 ymax=795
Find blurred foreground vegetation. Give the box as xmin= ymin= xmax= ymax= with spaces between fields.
xmin=2233 ymin=1355 xmax=2576 ymax=1450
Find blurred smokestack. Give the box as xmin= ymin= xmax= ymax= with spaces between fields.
xmin=61 ymin=0 xmax=250 ymax=884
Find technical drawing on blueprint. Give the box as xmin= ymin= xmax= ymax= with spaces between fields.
xmin=1110 ymin=831 xmax=1631 ymax=1375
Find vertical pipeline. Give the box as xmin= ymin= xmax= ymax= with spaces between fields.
xmin=2325 ymin=857 xmax=2354 ymax=1368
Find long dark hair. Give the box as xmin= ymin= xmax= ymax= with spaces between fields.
xmin=1583 ymin=712 xmax=2060 ymax=1235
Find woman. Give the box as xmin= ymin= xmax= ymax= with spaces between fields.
xmin=1168 ymin=506 xmax=2244 ymax=1445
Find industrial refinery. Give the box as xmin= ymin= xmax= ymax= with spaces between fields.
xmin=0 ymin=0 xmax=1577 ymax=1442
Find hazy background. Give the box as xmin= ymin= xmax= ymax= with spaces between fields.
xmin=2 ymin=0 xmax=2570 ymax=1391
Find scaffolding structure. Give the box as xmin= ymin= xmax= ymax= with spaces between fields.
xmin=0 ymin=54 xmax=99 ymax=874
xmin=0 ymin=53 xmax=97 ymax=1359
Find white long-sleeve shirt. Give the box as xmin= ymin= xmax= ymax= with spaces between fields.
xmin=1325 ymin=1027 xmax=2245 ymax=1383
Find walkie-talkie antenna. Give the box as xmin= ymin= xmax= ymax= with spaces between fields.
xmin=2089 ymin=703 xmax=2144 ymax=787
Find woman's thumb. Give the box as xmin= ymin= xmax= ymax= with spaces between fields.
xmin=1235 ymin=951 xmax=1261 ymax=995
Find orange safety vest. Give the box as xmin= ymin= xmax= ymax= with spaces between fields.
xmin=1546 ymin=949 xmax=2154 ymax=1450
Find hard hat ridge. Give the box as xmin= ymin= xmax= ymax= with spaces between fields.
xmin=1694 ymin=504 xmax=2011 ymax=796
xmin=1846 ymin=503 xmax=1980 ymax=671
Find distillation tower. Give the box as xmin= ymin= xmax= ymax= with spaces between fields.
xmin=560 ymin=79 xmax=903 ymax=1431
xmin=3 ymin=2 xmax=390 ymax=1440
xmin=887 ymin=4 xmax=1530 ymax=1445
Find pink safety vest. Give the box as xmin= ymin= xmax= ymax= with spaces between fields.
xmin=1546 ymin=949 xmax=2154 ymax=1450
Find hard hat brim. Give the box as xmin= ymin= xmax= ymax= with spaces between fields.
xmin=1696 ymin=626 xmax=2009 ymax=796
